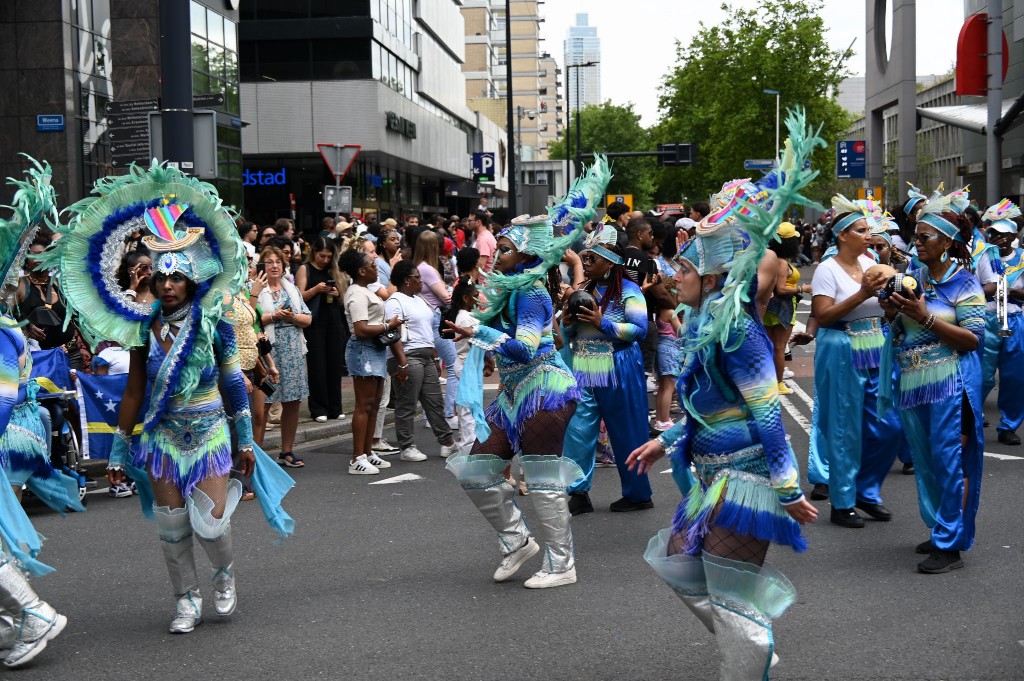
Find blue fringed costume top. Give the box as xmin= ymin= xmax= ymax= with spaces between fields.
xmin=659 ymin=305 xmax=806 ymax=556
xmin=469 ymin=283 xmax=580 ymax=451
xmin=562 ymin=278 xmax=648 ymax=387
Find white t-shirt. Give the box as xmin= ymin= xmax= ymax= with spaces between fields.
xmin=384 ymin=292 xmax=435 ymax=352
xmin=94 ymin=346 xmax=131 ymax=375
xmin=811 ymin=254 xmax=884 ymax=321
xmin=975 ymin=249 xmax=1022 ymax=314
xmin=454 ymin=309 xmax=481 ymax=369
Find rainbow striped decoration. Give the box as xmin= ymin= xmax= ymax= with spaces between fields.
xmin=144 ymin=202 xmax=187 ymax=241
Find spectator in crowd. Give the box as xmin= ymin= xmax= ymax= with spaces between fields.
xmin=689 ymin=201 xmax=710 ymax=223
xmin=450 ymin=275 xmax=480 ymax=454
xmin=763 ymin=222 xmax=810 ymax=390
xmin=296 ymin=236 xmax=345 ymax=423
xmin=376 ymin=228 xmax=402 ymax=290
xmin=318 ymin=217 xmax=336 ymax=240
xmin=469 ymin=210 xmax=496 ymax=276
xmin=115 ymin=248 xmax=156 ymax=307
xmin=257 ymin=246 xmax=312 ymax=469
xmin=257 ymin=225 xmax=277 ymax=250
xmin=384 ymin=260 xmax=457 ymax=461
xmin=16 ymin=239 xmax=74 ymax=352
xmin=242 ymin=261 xmax=278 ymax=447
xmin=340 ymin=248 xmax=400 ymax=475
xmin=413 ymin=230 xmax=459 ymax=423
xmin=269 ymin=237 xmax=298 ymax=279
xmin=456 ymin=247 xmax=480 ymax=285
xmin=237 ymin=221 xmax=258 ymax=259
xmin=605 ymin=200 xmax=632 ymax=249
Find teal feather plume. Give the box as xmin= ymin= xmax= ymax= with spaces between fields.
xmin=0 ymin=156 xmax=58 ymax=321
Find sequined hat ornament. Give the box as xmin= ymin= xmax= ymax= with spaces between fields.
xmin=0 ymin=157 xmax=57 ymax=315
xmin=142 ymin=198 xmax=223 ymax=284
xmin=917 ymin=185 xmax=970 ymax=239
xmin=830 ymin=194 xmax=878 ymax=235
xmin=696 ymin=178 xmax=766 ymax=236
xmin=983 ymin=198 xmax=1021 ymax=234
xmin=583 ymin=222 xmax=624 ymax=264
xmin=498 ymin=214 xmax=551 ymax=256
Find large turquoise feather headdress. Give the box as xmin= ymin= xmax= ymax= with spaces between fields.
xmin=0 ymin=157 xmax=58 ymax=313
xmin=41 ymin=162 xmax=247 ymax=425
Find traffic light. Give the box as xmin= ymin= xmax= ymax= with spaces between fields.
xmin=657 ymin=143 xmax=697 ymax=168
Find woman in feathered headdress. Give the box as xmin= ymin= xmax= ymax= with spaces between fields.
xmin=805 ymin=195 xmax=904 ymax=530
xmin=0 ymin=160 xmax=77 ymax=668
xmin=559 ymin=221 xmax=653 ymax=516
xmin=42 ymin=162 xmax=295 ymax=634
xmin=443 ymin=158 xmax=610 ymax=589
xmin=975 ymin=199 xmax=1024 ymax=445
xmin=627 ymin=110 xmax=820 ymax=679
xmin=879 ymin=185 xmax=986 ymax=574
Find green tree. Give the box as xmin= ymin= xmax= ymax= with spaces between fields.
xmin=549 ymin=102 xmax=656 ymax=208
xmin=654 ymin=0 xmax=853 ymax=205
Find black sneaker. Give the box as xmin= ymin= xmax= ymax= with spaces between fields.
xmin=855 ymin=500 xmax=893 ymax=521
xmin=901 ymin=462 xmax=915 ymax=475
xmin=568 ymin=492 xmax=594 ymax=516
xmin=609 ymin=497 xmax=654 ymax=512
xmin=810 ymin=483 xmax=829 ymax=500
xmin=998 ymin=429 xmax=1021 ymax=446
xmin=830 ymin=507 xmax=865 ymax=528
xmin=918 ymin=549 xmax=964 ymax=574
xmin=915 ymin=539 xmax=934 ymax=554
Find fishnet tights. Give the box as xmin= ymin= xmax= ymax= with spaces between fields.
xmin=150 ymin=474 xmax=231 ymax=518
xmin=470 ymin=403 xmax=577 ymax=460
xmin=667 ymin=497 xmax=770 ymax=567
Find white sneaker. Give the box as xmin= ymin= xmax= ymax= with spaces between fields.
xmin=646 ymin=376 xmax=658 ymax=393
xmin=439 ymin=442 xmax=458 ymax=458
xmin=336 ymin=413 xmax=346 ymax=420
xmin=348 ymin=455 xmax=380 ymax=475
xmin=524 ymin=566 xmax=577 ymax=589
xmin=782 ymin=368 xmax=795 ymax=379
xmin=399 ymin=446 xmax=427 ymax=462
xmin=446 ymin=415 xmax=459 ymax=429
xmin=438 ymin=376 xmax=447 ymax=385
xmin=371 ymin=439 xmax=400 ymax=455
xmin=169 ymin=592 xmax=202 ymax=634
xmin=366 ymin=452 xmax=392 ymax=469
xmin=314 ymin=415 xmax=327 ymax=423
xmin=493 ymin=537 xmax=540 ymax=582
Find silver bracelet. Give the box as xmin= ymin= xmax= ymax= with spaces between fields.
xmin=114 ymin=427 xmax=131 ymax=446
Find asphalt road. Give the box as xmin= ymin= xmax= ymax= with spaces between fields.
xmin=12 ymin=297 xmax=1024 ymax=680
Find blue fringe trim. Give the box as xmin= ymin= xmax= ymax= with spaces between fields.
xmin=897 ymin=375 xmax=958 ymax=410
xmin=133 ymin=440 xmax=232 ymax=500
xmin=851 ymin=346 xmax=882 ymax=371
xmin=483 ymin=383 xmax=582 ymax=452
xmin=714 ymin=501 xmax=808 ymax=553
xmin=6 ymin=449 xmax=58 ymax=480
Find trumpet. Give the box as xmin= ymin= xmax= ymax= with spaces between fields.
xmin=997 ymin=273 xmax=1013 ymax=337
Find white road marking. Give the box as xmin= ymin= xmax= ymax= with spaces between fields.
xmin=369 ymin=473 xmax=426 ymax=485
xmin=786 ymin=378 xmax=815 ymax=412
xmin=984 ymin=451 xmax=1024 ymax=461
xmin=780 ymin=395 xmax=812 ymax=436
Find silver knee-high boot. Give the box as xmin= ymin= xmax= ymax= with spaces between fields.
xmin=519 ymin=455 xmax=581 ymax=589
xmin=154 ymin=505 xmax=202 ymax=634
xmin=644 ymin=529 xmax=714 ymax=633
xmin=703 ymin=553 xmax=795 ymax=681
xmin=189 ymin=481 xmax=242 ymax=618
xmin=0 ymin=612 xmax=15 ymax=659
xmin=446 ymin=454 xmax=538 ymax=582
xmin=0 ymin=560 xmax=67 ymax=668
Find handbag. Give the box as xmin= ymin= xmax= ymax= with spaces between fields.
xmin=373 ymin=327 xmax=401 ymax=349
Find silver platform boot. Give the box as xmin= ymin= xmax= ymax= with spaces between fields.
xmin=0 ymin=612 xmax=15 ymax=660
xmin=446 ymin=454 xmax=538 ymax=582
xmin=0 ymin=560 xmax=67 ymax=668
xmin=644 ymin=528 xmax=715 ymax=633
xmin=189 ymin=480 xmax=242 ymax=618
xmin=704 ymin=553 xmax=795 ymax=681
xmin=519 ymin=456 xmax=581 ymax=589
xmin=154 ymin=505 xmax=202 ymax=634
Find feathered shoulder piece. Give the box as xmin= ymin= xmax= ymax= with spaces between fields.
xmin=696 ymin=107 xmax=826 ymax=352
xmin=40 ymin=161 xmax=246 ymax=351
xmin=475 ymin=155 xmax=611 ymax=325
xmin=0 ymin=157 xmax=58 ymax=315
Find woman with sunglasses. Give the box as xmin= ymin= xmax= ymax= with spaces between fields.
xmin=561 ymin=223 xmax=653 ymax=515
xmin=809 ymin=196 xmax=898 ymax=529
xmin=975 ymin=200 xmax=1024 ymax=446
xmin=879 ymin=187 xmax=986 ymax=574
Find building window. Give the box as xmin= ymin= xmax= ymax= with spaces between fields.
xmin=70 ymin=0 xmax=114 ymax=188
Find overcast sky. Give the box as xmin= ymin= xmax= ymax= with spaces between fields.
xmin=540 ymin=0 xmax=967 ymax=125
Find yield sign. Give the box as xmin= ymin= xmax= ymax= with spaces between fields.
xmin=317 ymin=143 xmax=361 ymax=181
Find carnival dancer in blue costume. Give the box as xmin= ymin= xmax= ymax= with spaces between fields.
xmin=975 ymin=199 xmax=1024 ymax=446
xmin=628 ymin=111 xmax=820 ymax=680
xmin=42 ymin=162 xmax=296 ymax=632
xmin=0 ymin=160 xmax=75 ymax=668
xmin=808 ymin=195 xmax=903 ymax=528
xmin=445 ymin=158 xmax=610 ymax=589
xmin=879 ymin=186 xmax=986 ymax=574
xmin=561 ymin=222 xmax=652 ymax=515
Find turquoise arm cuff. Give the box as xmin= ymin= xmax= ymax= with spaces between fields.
xmin=108 ymin=428 xmax=131 ymax=470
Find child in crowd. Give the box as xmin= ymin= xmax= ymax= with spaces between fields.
xmin=451 ymin=276 xmax=480 ymax=454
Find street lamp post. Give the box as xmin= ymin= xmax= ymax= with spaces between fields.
xmin=516 ymin=106 xmax=536 ymax=203
xmin=567 ymin=59 xmax=599 ymax=176
xmin=763 ymin=89 xmax=780 ymax=162
xmin=504 ymin=0 xmax=516 ymax=215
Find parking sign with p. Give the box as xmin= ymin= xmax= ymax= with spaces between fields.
xmin=472 ymin=152 xmax=495 ymax=182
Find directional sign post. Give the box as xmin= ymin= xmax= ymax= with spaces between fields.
xmin=317 ymin=143 xmax=361 ymax=218
xmin=744 ymin=159 xmax=776 ymax=171
xmin=836 ymin=140 xmax=866 ymax=179
xmin=106 ymin=99 xmax=160 ymax=168
xmin=472 ymin=152 xmax=495 ymax=182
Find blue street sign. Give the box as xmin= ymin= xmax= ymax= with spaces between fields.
xmin=836 ymin=140 xmax=866 ymax=179
xmin=472 ymin=152 xmax=495 ymax=182
xmin=743 ymin=159 xmax=775 ymax=171
xmin=369 ymin=174 xmax=383 ymax=188
xmin=36 ymin=115 xmax=64 ymax=132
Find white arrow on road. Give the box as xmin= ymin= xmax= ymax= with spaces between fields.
xmin=369 ymin=473 xmax=425 ymax=485
xmin=984 ymin=451 xmax=1024 ymax=461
